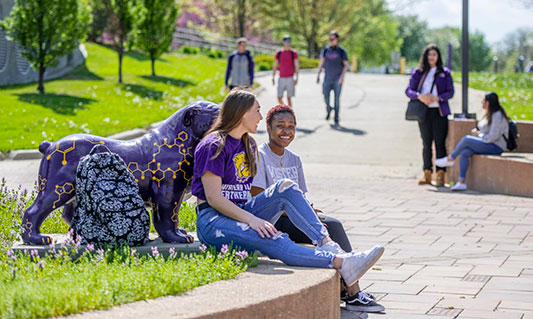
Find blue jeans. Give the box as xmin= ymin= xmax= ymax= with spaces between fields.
xmin=323 ymin=79 xmax=342 ymax=122
xmin=451 ymin=135 xmax=503 ymax=180
xmin=196 ymin=180 xmax=335 ymax=268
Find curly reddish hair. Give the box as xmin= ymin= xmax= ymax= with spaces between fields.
xmin=265 ymin=105 xmax=297 ymax=127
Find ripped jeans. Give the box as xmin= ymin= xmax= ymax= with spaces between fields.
xmin=196 ymin=179 xmax=335 ymax=268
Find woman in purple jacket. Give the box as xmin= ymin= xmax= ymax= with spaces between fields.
xmin=405 ymin=44 xmax=455 ymax=186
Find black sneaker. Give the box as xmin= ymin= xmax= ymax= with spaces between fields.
xmin=345 ymin=291 xmax=384 ymax=313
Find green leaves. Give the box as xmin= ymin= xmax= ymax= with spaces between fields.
xmin=135 ymin=0 xmax=179 ymax=75
xmin=1 ymin=0 xmax=92 ymax=93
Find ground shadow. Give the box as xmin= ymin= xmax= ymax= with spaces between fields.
xmin=329 ymin=124 xmax=366 ymax=135
xmin=427 ymin=187 xmax=487 ymax=196
xmin=61 ymin=62 xmax=103 ymax=81
xmin=296 ymin=127 xmax=317 ymax=135
xmin=16 ymin=93 xmax=96 ymax=115
xmin=123 ymin=84 xmax=164 ymax=100
xmin=140 ymin=75 xmax=194 ymax=88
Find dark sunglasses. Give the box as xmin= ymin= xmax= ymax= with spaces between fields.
xmin=329 ymin=37 xmax=336 ymax=41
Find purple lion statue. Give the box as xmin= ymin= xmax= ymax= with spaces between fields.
xmin=21 ymin=101 xmax=220 ymax=245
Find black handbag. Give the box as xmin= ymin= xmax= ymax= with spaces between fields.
xmin=405 ymin=72 xmax=436 ymax=122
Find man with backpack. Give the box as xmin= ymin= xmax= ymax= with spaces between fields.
xmin=317 ymin=30 xmax=349 ymax=126
xmin=225 ymin=38 xmax=255 ymax=91
xmin=272 ymin=34 xmax=299 ymax=107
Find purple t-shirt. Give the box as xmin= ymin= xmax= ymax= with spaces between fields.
xmin=192 ymin=133 xmax=253 ymax=203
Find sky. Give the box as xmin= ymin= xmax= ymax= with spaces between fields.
xmin=389 ymin=0 xmax=533 ymax=45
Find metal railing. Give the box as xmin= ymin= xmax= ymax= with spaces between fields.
xmin=173 ymin=27 xmax=278 ymax=55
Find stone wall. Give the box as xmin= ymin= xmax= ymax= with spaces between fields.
xmin=0 ymin=0 xmax=86 ymax=86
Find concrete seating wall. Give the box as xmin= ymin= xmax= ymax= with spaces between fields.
xmin=447 ymin=119 xmax=533 ymax=197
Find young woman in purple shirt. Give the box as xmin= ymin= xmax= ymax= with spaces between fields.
xmin=405 ymin=44 xmax=455 ymax=187
xmin=192 ymin=89 xmax=384 ymax=298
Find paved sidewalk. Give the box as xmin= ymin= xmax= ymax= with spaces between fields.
xmin=1 ymin=72 xmax=531 ymax=318
xmin=255 ymin=72 xmax=533 ymax=318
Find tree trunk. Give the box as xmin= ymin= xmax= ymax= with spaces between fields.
xmin=307 ymin=38 xmax=314 ymax=59
xmin=151 ymin=56 xmax=156 ymax=76
xmin=37 ymin=66 xmax=46 ymax=94
xmin=118 ymin=50 xmax=123 ymax=83
xmin=238 ymin=0 xmax=246 ymax=37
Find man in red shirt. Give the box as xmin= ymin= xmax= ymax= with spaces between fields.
xmin=272 ymin=35 xmax=300 ymax=107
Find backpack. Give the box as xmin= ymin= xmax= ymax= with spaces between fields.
xmin=503 ymin=120 xmax=519 ymax=151
xmin=71 ymin=145 xmax=150 ymax=247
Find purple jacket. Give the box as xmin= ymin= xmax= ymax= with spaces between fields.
xmin=405 ymin=67 xmax=454 ymax=116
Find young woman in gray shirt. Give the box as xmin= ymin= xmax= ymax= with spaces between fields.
xmin=250 ymin=105 xmax=385 ymax=313
xmin=436 ymin=92 xmax=510 ymax=191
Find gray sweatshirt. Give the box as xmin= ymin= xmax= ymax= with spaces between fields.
xmin=478 ymin=110 xmax=509 ymax=151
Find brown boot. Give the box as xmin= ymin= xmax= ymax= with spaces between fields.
xmin=436 ymin=171 xmax=446 ymax=187
xmin=419 ymin=170 xmax=432 ymax=185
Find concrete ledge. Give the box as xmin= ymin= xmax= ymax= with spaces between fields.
xmin=448 ymin=119 xmax=533 ymax=197
xmin=11 ymin=233 xmax=201 ymax=257
xmin=68 ymin=258 xmax=340 ymax=319
xmin=7 ymin=149 xmax=43 ymax=160
xmin=461 ymin=154 xmax=533 ymax=197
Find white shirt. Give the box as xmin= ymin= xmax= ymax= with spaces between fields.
xmin=420 ymin=66 xmax=439 ymax=108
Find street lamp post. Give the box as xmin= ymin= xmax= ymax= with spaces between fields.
xmin=455 ymin=0 xmax=476 ymax=119
xmin=493 ymin=56 xmax=498 ymax=73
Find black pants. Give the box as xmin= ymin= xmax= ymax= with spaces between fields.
xmin=418 ymin=108 xmax=448 ymax=172
xmin=275 ymin=214 xmax=353 ymax=252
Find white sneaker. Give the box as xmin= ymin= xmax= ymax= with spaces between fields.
xmin=451 ymin=182 xmax=467 ymax=191
xmin=435 ymin=156 xmax=455 ymax=167
xmin=338 ymin=245 xmax=384 ymax=287
xmin=317 ymin=241 xmax=346 ymax=255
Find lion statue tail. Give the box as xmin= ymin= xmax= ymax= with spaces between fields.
xmin=39 ymin=141 xmax=51 ymax=154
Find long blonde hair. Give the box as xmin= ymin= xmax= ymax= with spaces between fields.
xmin=205 ymin=89 xmax=258 ymax=176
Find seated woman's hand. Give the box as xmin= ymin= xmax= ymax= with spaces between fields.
xmin=247 ymin=215 xmax=278 ymax=238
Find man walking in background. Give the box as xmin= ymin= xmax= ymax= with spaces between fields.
xmin=317 ymin=31 xmax=349 ymax=125
xmin=272 ymin=34 xmax=299 ymax=107
xmin=225 ymin=38 xmax=254 ymax=91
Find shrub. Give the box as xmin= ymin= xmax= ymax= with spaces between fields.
xmin=180 ymin=45 xmax=200 ymax=55
xmin=207 ymin=48 xmax=225 ymax=59
xmin=254 ymin=54 xmax=319 ymax=71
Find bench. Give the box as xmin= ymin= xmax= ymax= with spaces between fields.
xmin=447 ymin=119 xmax=533 ymax=197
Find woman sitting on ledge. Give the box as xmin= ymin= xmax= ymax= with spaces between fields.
xmin=250 ymin=104 xmax=384 ymax=313
xmin=436 ymin=92 xmax=509 ymax=191
xmin=192 ymin=89 xmax=384 ymax=305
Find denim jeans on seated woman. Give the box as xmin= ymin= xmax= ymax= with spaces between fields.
xmin=451 ymin=135 xmax=504 ymax=180
xmin=196 ymin=179 xmax=335 ymax=268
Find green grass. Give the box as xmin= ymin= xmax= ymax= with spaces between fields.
xmin=0 ymin=244 xmax=257 ymax=318
xmin=453 ymin=72 xmax=533 ymax=121
xmin=0 ymin=42 xmax=228 ymax=152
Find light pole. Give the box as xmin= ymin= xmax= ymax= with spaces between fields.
xmin=493 ymin=56 xmax=498 ymax=73
xmin=455 ymin=0 xmax=476 ymax=119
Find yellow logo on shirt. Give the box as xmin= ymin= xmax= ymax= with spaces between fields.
xmin=233 ymin=152 xmax=250 ymax=182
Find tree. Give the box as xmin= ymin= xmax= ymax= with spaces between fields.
xmin=1 ymin=0 xmax=91 ymax=94
xmin=87 ymin=0 xmax=113 ymax=42
xmin=341 ymin=0 xmax=401 ymax=66
xmin=395 ymin=15 xmax=428 ymax=62
xmin=108 ymin=0 xmax=138 ymax=83
xmin=426 ymin=27 xmax=492 ymax=72
xmin=258 ymin=0 xmax=399 ymax=61
xmin=204 ymin=0 xmax=260 ymax=38
xmin=136 ymin=0 xmax=179 ymax=76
